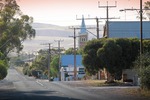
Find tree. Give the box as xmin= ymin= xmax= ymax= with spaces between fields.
xmin=82 ymin=38 xmax=141 ymax=82
xmin=0 ymin=60 xmax=8 ymax=80
xmin=50 ymin=55 xmax=59 ymax=77
xmin=115 ymin=38 xmax=139 ymax=69
xmin=97 ymin=39 xmax=122 ymax=82
xmin=144 ymin=1 xmax=150 ymax=21
xmin=82 ymin=39 xmax=105 ymax=75
xmin=0 ymin=0 xmax=35 ymax=56
xmin=65 ymin=48 xmax=82 ymax=55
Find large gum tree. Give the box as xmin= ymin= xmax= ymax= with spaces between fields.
xmin=0 ymin=0 xmax=35 ymax=56
xmin=0 ymin=0 xmax=35 ymax=80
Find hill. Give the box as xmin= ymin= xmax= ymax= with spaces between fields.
xmin=22 ymin=23 xmax=103 ymax=52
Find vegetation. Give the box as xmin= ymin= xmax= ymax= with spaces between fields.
xmin=82 ymin=39 xmax=104 ymax=75
xmin=134 ymin=52 xmax=150 ymax=90
xmin=0 ymin=60 xmax=8 ymax=79
xmin=82 ymin=38 xmax=150 ymax=82
xmin=64 ymin=48 xmax=83 ymax=55
xmin=0 ymin=0 xmax=35 ymax=79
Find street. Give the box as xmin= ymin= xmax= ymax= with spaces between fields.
xmin=0 ymin=67 xmax=149 ymax=100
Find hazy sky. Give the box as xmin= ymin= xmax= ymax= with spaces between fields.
xmin=17 ymin=0 xmax=149 ymax=26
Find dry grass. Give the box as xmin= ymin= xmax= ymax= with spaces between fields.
xmin=82 ymin=80 xmax=108 ymax=86
xmin=140 ymin=89 xmax=150 ymax=97
xmin=81 ymin=80 xmax=128 ymax=87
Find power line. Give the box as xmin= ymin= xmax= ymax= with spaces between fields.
xmin=76 ymin=16 xmax=102 ymax=39
xmin=98 ymin=1 xmax=119 ymax=38
xmin=120 ymin=0 xmax=150 ymax=54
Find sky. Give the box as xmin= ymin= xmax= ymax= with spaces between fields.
xmin=16 ymin=0 xmax=149 ymax=26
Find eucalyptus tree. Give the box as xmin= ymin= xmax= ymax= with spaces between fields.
xmin=0 ymin=0 xmax=35 ymax=56
xmin=0 ymin=0 xmax=35 ymax=79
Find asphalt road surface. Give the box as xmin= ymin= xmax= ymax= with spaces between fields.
xmin=0 ymin=67 xmax=149 ymax=100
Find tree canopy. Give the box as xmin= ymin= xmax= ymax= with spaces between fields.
xmin=82 ymin=38 xmax=150 ymax=81
xmin=0 ymin=0 xmax=35 ymax=80
xmin=0 ymin=0 xmax=35 ymax=56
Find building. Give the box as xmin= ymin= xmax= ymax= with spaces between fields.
xmin=78 ymin=16 xmax=88 ymax=49
xmin=103 ymin=21 xmax=150 ymax=39
xmin=60 ymin=55 xmax=85 ymax=81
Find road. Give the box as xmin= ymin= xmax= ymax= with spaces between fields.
xmin=0 ymin=67 xmax=149 ymax=100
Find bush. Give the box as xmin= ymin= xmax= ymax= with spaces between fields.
xmin=134 ymin=52 xmax=150 ymax=90
xmin=0 ymin=61 xmax=7 ymax=80
xmin=140 ymin=66 xmax=150 ymax=90
xmin=23 ymin=67 xmax=28 ymax=75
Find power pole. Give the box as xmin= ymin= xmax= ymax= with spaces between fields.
xmin=120 ymin=0 xmax=150 ymax=55
xmin=98 ymin=1 xmax=118 ymax=38
xmin=54 ymin=40 xmax=64 ymax=81
xmin=69 ymin=27 xmax=81 ymax=81
xmin=41 ymin=43 xmax=52 ymax=81
xmin=76 ymin=16 xmax=101 ymax=39
xmin=140 ymin=0 xmax=143 ymax=55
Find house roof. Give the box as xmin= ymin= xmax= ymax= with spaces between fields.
xmin=61 ymin=55 xmax=83 ymax=67
xmin=104 ymin=21 xmax=150 ymax=39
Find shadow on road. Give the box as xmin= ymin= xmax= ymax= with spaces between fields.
xmin=0 ymin=89 xmax=81 ymax=100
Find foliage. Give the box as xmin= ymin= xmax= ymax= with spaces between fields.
xmin=65 ymin=48 xmax=82 ymax=55
xmin=97 ymin=39 xmax=122 ymax=75
xmin=0 ymin=0 xmax=35 ymax=79
xmin=50 ymin=55 xmax=59 ymax=77
xmin=144 ymin=1 xmax=150 ymax=20
xmin=0 ymin=60 xmax=8 ymax=80
xmin=134 ymin=52 xmax=150 ymax=90
xmin=140 ymin=66 xmax=150 ymax=90
xmin=82 ymin=38 xmax=142 ymax=81
xmin=82 ymin=39 xmax=105 ymax=75
xmin=0 ymin=0 xmax=35 ymax=55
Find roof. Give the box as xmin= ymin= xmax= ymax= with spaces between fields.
xmin=104 ymin=21 xmax=150 ymax=39
xmin=79 ymin=16 xmax=87 ymax=34
xmin=61 ymin=55 xmax=83 ymax=67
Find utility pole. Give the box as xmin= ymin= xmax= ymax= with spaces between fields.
xmin=69 ymin=27 xmax=81 ymax=81
xmin=140 ymin=0 xmax=143 ymax=55
xmin=76 ymin=16 xmax=101 ymax=39
xmin=54 ymin=40 xmax=64 ymax=81
xmin=41 ymin=43 xmax=52 ymax=81
xmin=120 ymin=0 xmax=150 ymax=55
xmin=98 ymin=1 xmax=118 ymax=38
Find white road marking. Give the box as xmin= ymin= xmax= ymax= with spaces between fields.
xmin=36 ymin=80 xmax=44 ymax=86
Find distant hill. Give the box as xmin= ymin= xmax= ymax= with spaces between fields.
xmin=32 ymin=23 xmax=66 ymax=30
xmin=22 ymin=23 xmax=104 ymax=52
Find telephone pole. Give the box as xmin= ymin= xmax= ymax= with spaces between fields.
xmin=41 ymin=43 xmax=52 ymax=81
xmin=120 ymin=0 xmax=150 ymax=55
xmin=54 ymin=40 xmax=64 ymax=81
xmin=98 ymin=1 xmax=118 ymax=38
xmin=69 ymin=27 xmax=81 ymax=80
xmin=140 ymin=0 xmax=143 ymax=55
xmin=76 ymin=16 xmax=101 ymax=39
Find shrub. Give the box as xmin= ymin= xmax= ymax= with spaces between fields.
xmin=23 ymin=67 xmax=28 ymax=75
xmin=134 ymin=52 xmax=150 ymax=90
xmin=0 ymin=61 xmax=7 ymax=80
xmin=140 ymin=66 xmax=150 ymax=90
